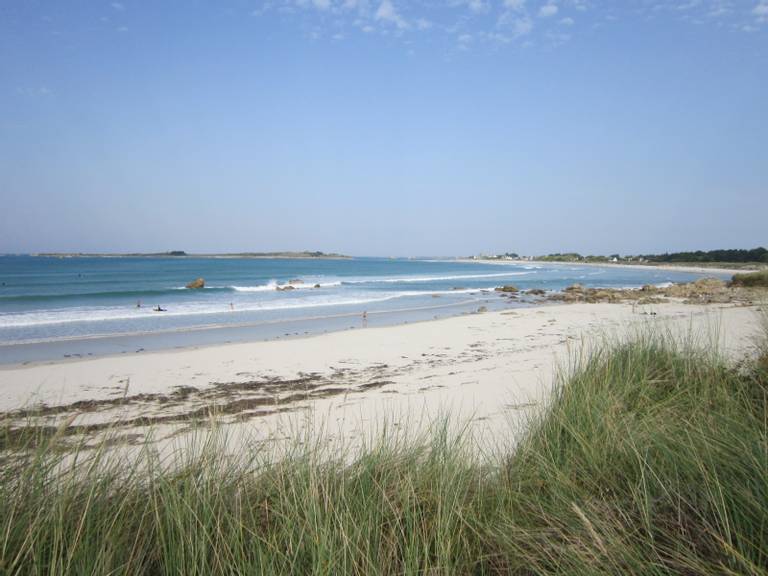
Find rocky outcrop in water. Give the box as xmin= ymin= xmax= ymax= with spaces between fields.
xmin=186 ymin=278 xmax=205 ymax=289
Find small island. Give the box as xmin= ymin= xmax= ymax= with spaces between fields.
xmin=30 ymin=251 xmax=350 ymax=259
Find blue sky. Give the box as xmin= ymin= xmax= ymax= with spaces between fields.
xmin=0 ymin=0 xmax=766 ymax=256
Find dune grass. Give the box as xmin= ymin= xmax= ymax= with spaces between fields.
xmin=731 ymin=270 xmax=768 ymax=288
xmin=1 ymin=324 xmax=767 ymax=575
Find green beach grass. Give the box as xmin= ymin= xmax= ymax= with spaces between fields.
xmin=731 ymin=270 xmax=768 ymax=288
xmin=1 ymin=321 xmax=767 ymax=575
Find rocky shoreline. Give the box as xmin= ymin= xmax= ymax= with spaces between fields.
xmin=544 ymin=277 xmax=761 ymax=306
xmin=486 ymin=277 xmax=764 ymax=307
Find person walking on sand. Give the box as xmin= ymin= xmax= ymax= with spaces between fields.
xmin=362 ymin=310 xmax=368 ymax=327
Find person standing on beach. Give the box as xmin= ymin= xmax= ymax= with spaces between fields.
xmin=362 ymin=311 xmax=368 ymax=327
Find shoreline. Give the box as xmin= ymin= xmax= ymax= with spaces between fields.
xmin=0 ymin=263 xmax=745 ymax=365
xmin=1 ymin=300 xmax=762 ymax=451
xmin=457 ymin=258 xmax=747 ymax=276
xmin=1 ymin=259 xmax=752 ymax=369
xmin=0 ymin=295 xmax=494 ymax=350
xmin=0 ymin=294 xmax=513 ymax=365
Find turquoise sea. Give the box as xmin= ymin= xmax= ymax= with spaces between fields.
xmin=0 ymin=256 xmax=726 ymax=363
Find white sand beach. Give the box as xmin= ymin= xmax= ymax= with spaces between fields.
xmin=0 ymin=300 xmax=763 ymax=451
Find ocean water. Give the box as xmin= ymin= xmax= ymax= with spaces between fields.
xmin=0 ymin=256 xmax=725 ymax=362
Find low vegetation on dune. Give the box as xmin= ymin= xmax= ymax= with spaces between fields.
xmin=1 ymin=324 xmax=767 ymax=574
xmin=731 ymin=269 xmax=768 ymax=288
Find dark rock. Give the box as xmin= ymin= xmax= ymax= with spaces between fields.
xmin=495 ymin=285 xmax=518 ymax=293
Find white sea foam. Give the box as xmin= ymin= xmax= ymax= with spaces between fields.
xmin=230 ymin=280 xmax=279 ymax=292
xmin=228 ymin=272 xmax=527 ymax=291
xmin=231 ymin=281 xmax=342 ymax=292
xmin=343 ymin=271 xmax=529 ymax=284
xmin=0 ymin=288 xmax=490 ymax=328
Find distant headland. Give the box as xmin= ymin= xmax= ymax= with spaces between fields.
xmin=467 ymin=247 xmax=768 ymax=270
xmin=29 ymin=251 xmax=350 ymax=259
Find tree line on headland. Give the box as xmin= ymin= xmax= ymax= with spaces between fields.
xmin=639 ymin=247 xmax=768 ymax=263
xmin=481 ymin=247 xmax=768 ymax=265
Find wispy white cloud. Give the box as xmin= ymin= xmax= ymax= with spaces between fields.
xmin=464 ymin=0 xmax=491 ymax=13
xmin=239 ymin=0 xmax=759 ymax=53
xmin=514 ymin=16 xmax=534 ymax=34
xmin=503 ymin=0 xmax=526 ymax=10
xmin=482 ymin=30 xmax=512 ymax=43
xmin=497 ymin=0 xmax=534 ymax=38
xmin=707 ymin=6 xmax=731 ymax=17
xmin=539 ymin=3 xmax=559 ymax=18
xmin=754 ymin=1 xmax=768 ymax=22
xmin=16 ymin=86 xmax=53 ymax=97
xmin=110 ymin=2 xmax=125 ymax=11
xmin=250 ymin=1 xmax=274 ymax=16
xmin=675 ymin=0 xmax=703 ymax=10
xmin=498 ymin=10 xmax=534 ymax=36
xmin=455 ymin=32 xmax=473 ymax=50
xmin=375 ymin=0 xmax=407 ymax=28
xmin=643 ymin=0 xmax=767 ymax=30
